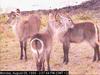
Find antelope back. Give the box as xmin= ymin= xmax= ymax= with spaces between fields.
xmin=7 ymin=9 xmax=41 ymax=41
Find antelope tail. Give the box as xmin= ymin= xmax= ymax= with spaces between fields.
xmin=30 ymin=38 xmax=44 ymax=57
xmin=95 ymin=24 xmax=100 ymax=45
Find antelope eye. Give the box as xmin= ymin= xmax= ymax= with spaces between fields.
xmin=68 ymin=19 xmax=71 ymax=22
xmin=12 ymin=15 xmax=16 ymax=19
xmin=12 ymin=16 xmax=15 ymax=19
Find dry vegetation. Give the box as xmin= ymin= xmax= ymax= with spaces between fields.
xmin=0 ymin=7 xmax=100 ymax=75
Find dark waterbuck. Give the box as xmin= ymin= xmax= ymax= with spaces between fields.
xmin=30 ymin=12 xmax=73 ymax=71
xmin=58 ymin=15 xmax=100 ymax=64
xmin=7 ymin=9 xmax=41 ymax=60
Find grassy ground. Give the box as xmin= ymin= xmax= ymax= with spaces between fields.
xmin=0 ymin=10 xmax=100 ymax=75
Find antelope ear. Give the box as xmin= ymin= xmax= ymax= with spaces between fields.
xmin=16 ymin=9 xmax=20 ymax=14
xmin=10 ymin=11 xmax=15 ymax=15
xmin=10 ymin=11 xmax=16 ymax=17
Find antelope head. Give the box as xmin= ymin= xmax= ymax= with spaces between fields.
xmin=7 ymin=9 xmax=21 ymax=27
xmin=48 ymin=12 xmax=74 ymax=38
xmin=58 ymin=13 xmax=74 ymax=32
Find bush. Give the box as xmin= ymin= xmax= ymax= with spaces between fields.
xmin=0 ymin=14 xmax=8 ymax=24
xmin=72 ymin=12 xmax=92 ymax=20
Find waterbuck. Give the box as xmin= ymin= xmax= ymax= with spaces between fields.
xmin=59 ymin=15 xmax=100 ymax=64
xmin=7 ymin=9 xmax=41 ymax=60
xmin=30 ymin=12 xmax=74 ymax=71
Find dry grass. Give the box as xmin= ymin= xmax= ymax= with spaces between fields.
xmin=0 ymin=10 xmax=100 ymax=75
xmin=0 ymin=14 xmax=8 ymax=24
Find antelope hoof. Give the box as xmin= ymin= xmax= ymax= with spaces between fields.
xmin=64 ymin=61 xmax=68 ymax=65
xmin=43 ymin=68 xmax=45 ymax=71
xmin=93 ymin=59 xmax=96 ymax=62
xmin=63 ymin=60 xmax=68 ymax=64
xmin=20 ymin=56 xmax=23 ymax=60
xmin=97 ymin=58 xmax=100 ymax=61
xmin=25 ymin=57 xmax=27 ymax=61
xmin=48 ymin=68 xmax=51 ymax=71
xmin=63 ymin=59 xmax=68 ymax=64
xmin=63 ymin=58 xmax=66 ymax=63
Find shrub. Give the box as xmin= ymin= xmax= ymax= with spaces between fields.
xmin=0 ymin=14 xmax=8 ymax=24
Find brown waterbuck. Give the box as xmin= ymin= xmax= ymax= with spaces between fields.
xmin=58 ymin=14 xmax=100 ymax=64
xmin=30 ymin=12 xmax=74 ymax=71
xmin=7 ymin=9 xmax=41 ymax=60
